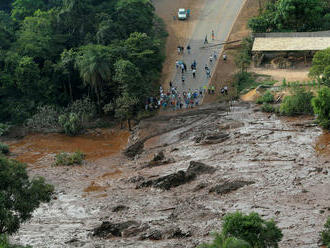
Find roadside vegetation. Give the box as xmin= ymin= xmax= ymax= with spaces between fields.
xmin=199 ymin=211 xmax=283 ymax=248
xmin=321 ymin=216 xmax=330 ymax=247
xmin=0 ymin=142 xmax=9 ymax=155
xmin=53 ymin=151 xmax=85 ymax=166
xmin=0 ymin=0 xmax=167 ymax=132
xmin=249 ymin=0 xmax=330 ymax=32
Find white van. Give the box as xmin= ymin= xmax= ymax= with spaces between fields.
xmin=178 ymin=8 xmax=187 ymax=20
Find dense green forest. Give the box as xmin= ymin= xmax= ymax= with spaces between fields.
xmin=249 ymin=0 xmax=330 ymax=32
xmin=0 ymin=0 xmax=166 ymax=125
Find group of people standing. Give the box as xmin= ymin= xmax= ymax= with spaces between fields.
xmin=148 ymin=29 xmax=230 ymax=112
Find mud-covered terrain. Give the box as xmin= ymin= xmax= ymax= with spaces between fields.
xmin=11 ymin=102 xmax=329 ymax=248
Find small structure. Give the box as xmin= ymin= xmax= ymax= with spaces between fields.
xmin=252 ymin=31 xmax=330 ymax=67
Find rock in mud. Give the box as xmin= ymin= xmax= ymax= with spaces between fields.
xmin=209 ymin=180 xmax=255 ymax=195
xmin=92 ymin=220 xmax=140 ymax=238
xmin=195 ymin=132 xmax=230 ymax=145
xmin=139 ymin=229 xmax=163 ymax=240
xmin=187 ymin=161 xmax=216 ymax=175
xmin=137 ymin=161 xmax=215 ymax=190
xmin=124 ymin=140 xmax=144 ymax=158
xmin=112 ymin=205 xmax=129 ymax=212
xmin=165 ymin=227 xmax=192 ymax=239
xmin=144 ymin=151 xmax=175 ymax=168
xmin=153 ymin=151 xmax=165 ymax=161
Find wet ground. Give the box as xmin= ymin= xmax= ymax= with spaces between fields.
xmin=10 ymin=102 xmax=330 ymax=248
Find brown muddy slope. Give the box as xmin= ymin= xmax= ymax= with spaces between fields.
xmin=12 ymin=103 xmax=329 ymax=248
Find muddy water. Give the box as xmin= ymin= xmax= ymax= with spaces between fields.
xmin=315 ymin=131 xmax=330 ymax=157
xmin=9 ymin=129 xmax=130 ymax=165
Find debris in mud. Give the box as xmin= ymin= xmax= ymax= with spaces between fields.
xmin=218 ymin=121 xmax=244 ymax=130
xmin=139 ymin=227 xmax=191 ymax=240
xmin=137 ymin=161 xmax=215 ymax=190
xmin=209 ymin=180 xmax=255 ymax=195
xmin=193 ymin=182 xmax=208 ymax=192
xmin=92 ymin=221 xmax=141 ymax=238
xmin=124 ymin=140 xmax=145 ymax=158
xmin=127 ymin=175 xmax=145 ymax=183
xmin=194 ymin=132 xmax=230 ymax=145
xmin=112 ymin=205 xmax=129 ymax=212
xmin=144 ymin=150 xmax=175 ymax=168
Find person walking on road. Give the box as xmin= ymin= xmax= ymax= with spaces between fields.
xmin=177 ymin=46 xmax=181 ymax=54
xmin=187 ymin=44 xmax=191 ymax=54
xmin=181 ymin=75 xmax=185 ymax=84
xmin=223 ymin=53 xmax=227 ymax=62
xmin=211 ymin=30 xmax=215 ymax=40
xmin=209 ymin=54 xmax=213 ymax=63
xmin=183 ymin=62 xmax=187 ymax=72
xmin=181 ymin=63 xmax=185 ymax=73
xmin=204 ymin=35 xmax=208 ymax=44
xmin=192 ymin=68 xmax=196 ymax=78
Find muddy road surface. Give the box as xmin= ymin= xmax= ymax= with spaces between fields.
xmin=11 ymin=103 xmax=330 ymax=248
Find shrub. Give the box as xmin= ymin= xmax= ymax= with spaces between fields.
xmin=53 ymin=151 xmax=85 ymax=166
xmin=26 ymin=105 xmax=62 ymax=129
xmin=280 ymin=87 xmax=314 ymax=116
xmin=222 ymin=212 xmax=283 ymax=248
xmin=0 ymin=142 xmax=9 ymax=155
xmin=256 ymin=91 xmax=274 ymax=104
xmin=0 ymin=123 xmax=10 ymax=136
xmin=58 ymin=113 xmax=82 ymax=136
xmin=312 ymin=87 xmax=330 ymax=129
xmin=0 ymin=234 xmax=31 ymax=248
xmin=66 ymin=97 xmax=97 ymax=124
xmin=261 ymin=103 xmax=276 ymax=113
xmin=198 ymin=232 xmax=251 ymax=248
xmin=321 ymin=216 xmax=330 ymax=247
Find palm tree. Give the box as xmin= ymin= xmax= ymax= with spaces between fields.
xmin=75 ymin=44 xmax=111 ymax=107
xmin=199 ymin=233 xmax=251 ymax=248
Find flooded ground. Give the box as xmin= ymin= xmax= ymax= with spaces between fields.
xmin=8 ymin=129 xmax=130 ymax=165
xmin=10 ymin=103 xmax=329 ymax=248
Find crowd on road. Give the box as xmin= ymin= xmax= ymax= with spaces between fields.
xmin=146 ymin=30 xmax=229 ymax=111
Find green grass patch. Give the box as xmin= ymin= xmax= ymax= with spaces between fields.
xmin=53 ymin=151 xmax=85 ymax=166
xmin=0 ymin=142 xmax=9 ymax=155
xmin=234 ymin=72 xmax=276 ymax=94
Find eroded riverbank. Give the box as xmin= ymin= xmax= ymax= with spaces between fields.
xmin=10 ymin=102 xmax=329 ymax=248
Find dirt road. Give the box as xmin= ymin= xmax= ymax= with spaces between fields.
xmin=168 ymin=0 xmax=244 ymax=94
xmin=154 ymin=0 xmax=245 ymax=93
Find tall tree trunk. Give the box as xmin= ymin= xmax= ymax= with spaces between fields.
xmin=128 ymin=119 xmax=132 ymax=131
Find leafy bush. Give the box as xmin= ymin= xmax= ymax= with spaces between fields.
xmin=256 ymin=91 xmax=274 ymax=104
xmin=0 ymin=142 xmax=10 ymax=155
xmin=312 ymin=87 xmax=330 ymax=129
xmin=261 ymin=103 xmax=276 ymax=113
xmin=234 ymin=37 xmax=253 ymax=72
xmin=321 ymin=216 xmax=330 ymax=247
xmin=58 ymin=113 xmax=82 ymax=136
xmin=26 ymin=105 xmax=62 ymax=129
xmin=0 ymin=234 xmax=31 ymax=248
xmin=198 ymin=232 xmax=251 ymax=248
xmin=53 ymin=151 xmax=85 ymax=166
xmin=280 ymin=87 xmax=314 ymax=116
xmin=0 ymin=123 xmax=10 ymax=136
xmin=66 ymin=97 xmax=97 ymax=124
xmin=222 ymin=212 xmax=283 ymax=248
xmin=0 ymin=156 xmax=54 ymax=234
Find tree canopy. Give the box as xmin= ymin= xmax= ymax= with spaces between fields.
xmin=248 ymin=0 xmax=330 ymax=32
xmin=0 ymin=156 xmax=54 ymax=235
xmin=0 ymin=0 xmax=166 ymax=125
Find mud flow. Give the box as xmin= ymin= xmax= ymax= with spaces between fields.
xmin=9 ymin=129 xmax=130 ymax=165
xmin=11 ymin=103 xmax=329 ymax=248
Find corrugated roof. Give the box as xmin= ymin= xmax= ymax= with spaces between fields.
xmin=252 ymin=37 xmax=330 ymax=51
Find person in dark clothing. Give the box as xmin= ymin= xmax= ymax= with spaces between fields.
xmin=187 ymin=44 xmax=191 ymax=54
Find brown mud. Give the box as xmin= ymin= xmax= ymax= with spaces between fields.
xmin=8 ymin=128 xmax=130 ymax=165
xmin=11 ymin=102 xmax=330 ymax=248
